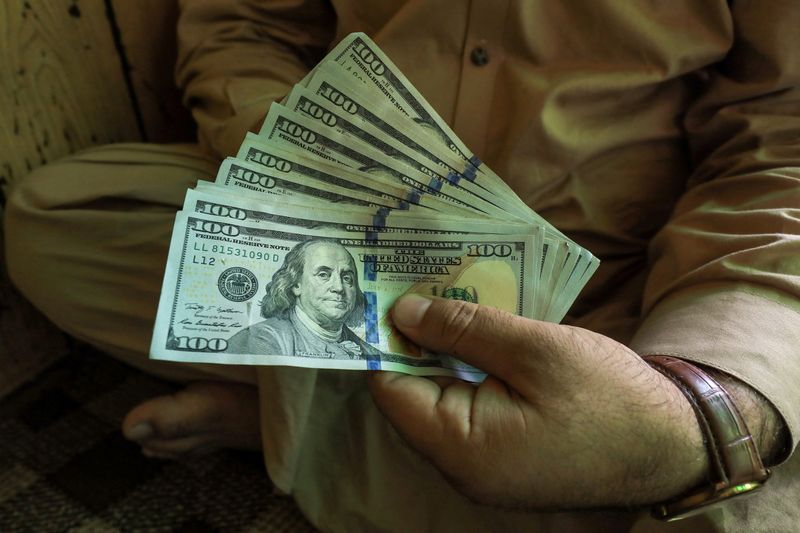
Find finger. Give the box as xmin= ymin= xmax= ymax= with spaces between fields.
xmin=368 ymin=371 xmax=475 ymax=456
xmin=391 ymin=294 xmax=550 ymax=383
xmin=368 ymin=372 xmax=441 ymax=444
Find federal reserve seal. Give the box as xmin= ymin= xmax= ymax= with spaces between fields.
xmin=218 ymin=267 xmax=258 ymax=302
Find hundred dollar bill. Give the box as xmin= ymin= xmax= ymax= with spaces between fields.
xmin=302 ymin=41 xmax=572 ymax=236
xmin=198 ymin=181 xmax=463 ymax=224
xmin=535 ymin=237 xmax=560 ymax=315
xmin=303 ymin=67 xmax=538 ymax=221
xmin=535 ymin=240 xmax=600 ymax=323
xmin=150 ymin=213 xmax=536 ymax=380
xmin=300 ymin=33 xmax=531 ymax=213
xmin=550 ymin=263 xmax=599 ymax=323
xmin=546 ymin=247 xmax=600 ymax=323
xmin=307 ymin=66 xmax=470 ymax=170
xmin=199 ymin=160 xmax=584 ymax=322
xmin=237 ymin=133 xmax=457 ymax=214
xmin=184 ymin=187 xmax=545 ymax=316
xmin=282 ymin=85 xmax=523 ymax=220
xmin=257 ymin=103 xmax=506 ymax=218
xmin=184 ymin=187 xmax=537 ymax=239
xmin=213 ymin=157 xmax=403 ymax=211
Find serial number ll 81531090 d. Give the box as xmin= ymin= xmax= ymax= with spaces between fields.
xmin=192 ymin=242 xmax=280 ymax=262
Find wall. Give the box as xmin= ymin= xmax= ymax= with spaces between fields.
xmin=0 ymin=0 xmax=194 ymax=396
xmin=0 ymin=0 xmax=194 ymax=200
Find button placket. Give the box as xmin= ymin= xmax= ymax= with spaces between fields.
xmin=453 ymin=0 xmax=510 ymax=156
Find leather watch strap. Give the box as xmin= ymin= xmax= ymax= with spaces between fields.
xmin=643 ymin=355 xmax=771 ymax=520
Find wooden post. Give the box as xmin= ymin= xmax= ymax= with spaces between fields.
xmin=0 ymin=0 xmax=141 ymax=196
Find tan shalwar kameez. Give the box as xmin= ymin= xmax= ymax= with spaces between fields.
xmin=4 ymin=1 xmax=800 ymax=531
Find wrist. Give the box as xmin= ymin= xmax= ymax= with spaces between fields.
xmin=633 ymin=368 xmax=710 ymax=504
xmin=702 ymin=367 xmax=790 ymax=465
xmin=642 ymin=356 xmax=772 ymax=521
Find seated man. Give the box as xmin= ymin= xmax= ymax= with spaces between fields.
xmin=4 ymin=1 xmax=799 ymax=531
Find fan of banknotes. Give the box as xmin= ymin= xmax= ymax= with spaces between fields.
xmin=150 ymin=33 xmax=599 ymax=381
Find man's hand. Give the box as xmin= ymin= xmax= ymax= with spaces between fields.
xmin=367 ymin=295 xmax=710 ymax=510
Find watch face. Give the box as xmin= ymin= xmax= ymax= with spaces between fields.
xmin=656 ymin=482 xmax=765 ymax=522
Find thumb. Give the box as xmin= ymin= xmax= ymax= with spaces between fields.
xmin=391 ymin=294 xmax=539 ymax=381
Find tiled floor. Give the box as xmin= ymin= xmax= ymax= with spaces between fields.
xmin=0 ymin=346 xmax=314 ymax=532
xmin=0 ymin=224 xmax=70 ymax=399
xmin=0 ymin=206 xmax=313 ymax=531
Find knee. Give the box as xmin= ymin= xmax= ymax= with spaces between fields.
xmin=4 ymin=142 xmax=208 ymax=340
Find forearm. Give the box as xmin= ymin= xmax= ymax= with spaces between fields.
xmin=176 ymin=0 xmax=336 ymax=157
xmin=630 ymin=0 xmax=800 ymax=477
xmin=629 ymin=288 xmax=800 ymax=498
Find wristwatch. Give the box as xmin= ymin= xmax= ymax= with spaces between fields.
xmin=643 ymin=355 xmax=771 ymax=521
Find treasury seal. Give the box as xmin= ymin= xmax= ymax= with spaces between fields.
xmin=218 ymin=267 xmax=258 ymax=302
xmin=442 ymin=286 xmax=477 ymax=303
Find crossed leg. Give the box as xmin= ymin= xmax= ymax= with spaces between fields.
xmin=4 ymin=143 xmax=260 ymax=458
xmin=3 ymin=142 xmax=636 ymax=532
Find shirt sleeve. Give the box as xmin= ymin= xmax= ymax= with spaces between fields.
xmin=175 ymin=0 xmax=336 ymax=158
xmin=628 ymin=2 xmax=800 ymax=456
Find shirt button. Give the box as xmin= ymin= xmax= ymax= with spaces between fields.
xmin=470 ymin=46 xmax=490 ymax=67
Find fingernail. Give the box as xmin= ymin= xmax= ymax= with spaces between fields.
xmin=126 ymin=422 xmax=154 ymax=442
xmin=393 ymin=294 xmax=432 ymax=328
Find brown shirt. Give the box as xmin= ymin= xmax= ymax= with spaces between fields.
xmin=174 ymin=1 xmax=800 ymax=530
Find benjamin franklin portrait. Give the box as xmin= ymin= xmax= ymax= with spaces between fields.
xmin=225 ymin=239 xmax=381 ymax=359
